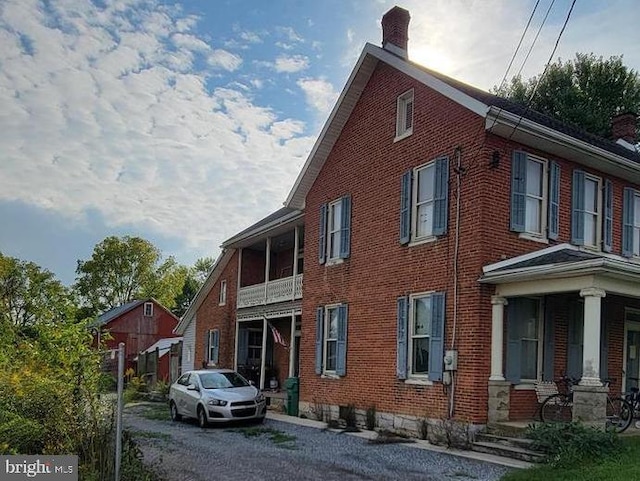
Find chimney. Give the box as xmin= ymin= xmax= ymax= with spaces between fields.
xmin=381 ymin=6 xmax=410 ymax=59
xmin=611 ymin=112 xmax=637 ymax=145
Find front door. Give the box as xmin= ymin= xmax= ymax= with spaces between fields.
xmin=624 ymin=311 xmax=640 ymax=392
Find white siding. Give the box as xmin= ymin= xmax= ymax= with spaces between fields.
xmin=181 ymin=315 xmax=196 ymax=372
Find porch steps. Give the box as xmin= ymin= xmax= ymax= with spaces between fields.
xmin=472 ymin=429 xmax=545 ymax=463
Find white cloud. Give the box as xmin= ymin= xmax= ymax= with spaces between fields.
xmin=0 ymin=0 xmax=313 ymax=258
xmin=276 ymin=26 xmax=304 ymax=43
xmin=297 ymin=77 xmax=339 ymax=117
xmin=273 ymin=54 xmax=309 ymax=73
xmin=208 ymin=49 xmax=243 ymax=71
xmin=240 ymin=30 xmax=262 ymax=44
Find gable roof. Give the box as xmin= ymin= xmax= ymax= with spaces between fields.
xmin=96 ymin=298 xmax=180 ymax=327
xmin=222 ymin=207 xmax=303 ymax=248
xmin=285 ymin=42 xmax=640 ymax=209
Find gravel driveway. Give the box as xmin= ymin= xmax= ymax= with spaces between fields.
xmin=124 ymin=404 xmax=512 ymax=481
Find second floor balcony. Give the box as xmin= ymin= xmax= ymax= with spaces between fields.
xmin=237 ymin=274 xmax=303 ymax=308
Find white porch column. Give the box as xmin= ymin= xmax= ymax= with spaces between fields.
xmin=260 ymin=316 xmax=268 ymax=391
xmin=490 ymin=296 xmax=508 ymax=381
xmin=236 ymin=248 xmax=243 ymax=292
xmin=288 ymin=312 xmax=296 ymax=377
xmin=291 ymin=226 xmax=299 ymax=300
xmin=579 ymin=287 xmax=606 ymax=386
xmin=264 ymin=237 xmax=271 ymax=304
xmin=233 ymin=320 xmax=240 ymax=371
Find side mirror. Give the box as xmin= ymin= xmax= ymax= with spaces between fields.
xmin=187 ymin=383 xmax=200 ymax=392
xmin=249 ymin=380 xmax=255 ymax=386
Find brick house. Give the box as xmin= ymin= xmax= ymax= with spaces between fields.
xmin=95 ymin=298 xmax=180 ymax=373
xmin=187 ymin=6 xmax=640 ymax=430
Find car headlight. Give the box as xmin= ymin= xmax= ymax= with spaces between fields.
xmin=207 ymin=398 xmax=228 ymax=406
xmin=255 ymin=393 xmax=265 ymax=403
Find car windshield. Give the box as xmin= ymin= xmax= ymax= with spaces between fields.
xmin=199 ymin=372 xmax=250 ymax=389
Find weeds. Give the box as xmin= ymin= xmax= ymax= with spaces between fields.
xmin=365 ymin=405 xmax=377 ymax=431
xmin=231 ymin=427 xmax=296 ymax=447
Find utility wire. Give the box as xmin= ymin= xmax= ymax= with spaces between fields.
xmin=514 ymin=0 xmax=556 ymax=83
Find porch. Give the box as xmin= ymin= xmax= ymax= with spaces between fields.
xmin=481 ymin=244 xmax=640 ymax=426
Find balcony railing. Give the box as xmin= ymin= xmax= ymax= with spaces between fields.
xmin=237 ymin=275 xmax=303 ymax=308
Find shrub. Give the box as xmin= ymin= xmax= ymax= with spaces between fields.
xmin=341 ymin=404 xmax=357 ymax=428
xmin=365 ymin=405 xmax=377 ymax=431
xmin=526 ymin=422 xmax=622 ymax=467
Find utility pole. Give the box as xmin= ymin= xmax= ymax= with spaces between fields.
xmin=115 ymin=342 xmax=124 ymax=481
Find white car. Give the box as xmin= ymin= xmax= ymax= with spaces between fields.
xmin=169 ymin=369 xmax=266 ymax=427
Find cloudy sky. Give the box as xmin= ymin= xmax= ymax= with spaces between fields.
xmin=1 ymin=0 xmax=639 ymax=285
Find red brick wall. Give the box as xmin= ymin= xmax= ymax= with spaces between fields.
xmin=240 ymin=248 xmax=265 ymax=287
xmin=299 ymin=60 xmax=640 ymax=424
xmin=195 ymin=250 xmax=239 ymax=369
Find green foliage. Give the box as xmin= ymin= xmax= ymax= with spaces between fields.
xmin=526 ymin=422 xmax=622 ymax=467
xmin=124 ymin=376 xmax=148 ymax=403
xmin=496 ymin=53 xmax=640 ymax=139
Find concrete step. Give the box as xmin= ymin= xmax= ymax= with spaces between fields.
xmin=471 ymin=440 xmax=545 ymax=463
xmin=475 ymin=433 xmax=536 ymax=450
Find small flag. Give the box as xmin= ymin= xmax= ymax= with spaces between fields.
xmin=266 ymin=319 xmax=288 ymax=350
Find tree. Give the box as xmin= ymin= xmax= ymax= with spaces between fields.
xmin=193 ymin=256 xmax=214 ymax=284
xmin=496 ymin=53 xmax=640 ymax=139
xmin=75 ymin=236 xmax=182 ymax=315
xmin=0 ymin=252 xmax=74 ymax=327
xmin=171 ymin=257 xmax=215 ymax=318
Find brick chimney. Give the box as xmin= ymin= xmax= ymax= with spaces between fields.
xmin=611 ymin=112 xmax=637 ymax=145
xmin=381 ymin=6 xmax=410 ymax=59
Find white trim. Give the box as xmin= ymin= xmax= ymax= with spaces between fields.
xmin=483 ymin=243 xmax=574 ymax=274
xmin=218 ymin=279 xmax=227 ymax=306
xmin=408 ymin=291 xmax=435 ymax=379
xmin=383 ymin=42 xmax=407 ymax=59
xmin=582 ymin=173 xmax=602 ymax=250
xmin=323 ymin=304 xmax=341 ymax=375
xmin=395 ymin=88 xmax=414 ymax=141
xmin=616 ymin=138 xmax=638 ymax=151
xmin=327 ymin=199 xmax=343 ymax=262
xmin=412 ymin=161 xmax=435 ymax=242
xmin=523 ymin=155 xmax=548 ymax=238
xmin=623 ymin=311 xmax=640 ymax=393
xmin=222 ymin=210 xmax=304 ymax=248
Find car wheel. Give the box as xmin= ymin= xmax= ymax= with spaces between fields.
xmin=197 ymin=406 xmax=208 ymax=428
xmin=170 ymin=401 xmax=182 ymax=422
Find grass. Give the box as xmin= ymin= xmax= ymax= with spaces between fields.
xmin=137 ymin=403 xmax=171 ymax=422
xmin=501 ymin=436 xmax=640 ymax=481
xmin=230 ymin=426 xmax=297 ymax=447
xmin=129 ymin=430 xmax=171 ymax=441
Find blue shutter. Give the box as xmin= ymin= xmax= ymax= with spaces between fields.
xmin=339 ymin=195 xmax=351 ymax=259
xmin=543 ymin=303 xmax=555 ymax=381
xmin=433 ymin=156 xmax=449 ymax=236
xmin=400 ymin=171 xmax=412 ymax=244
xmin=623 ymin=188 xmax=635 ymax=258
xmin=603 ymin=180 xmax=613 ymax=252
xmin=211 ymin=329 xmax=220 ymax=365
xmin=548 ymin=161 xmax=560 ymax=240
xmin=505 ymin=300 xmax=521 ymax=384
xmin=238 ymin=328 xmax=249 ymax=365
xmin=336 ymin=304 xmax=348 ymax=376
xmin=571 ymin=170 xmax=585 ymax=245
xmin=319 ymin=203 xmax=328 ymax=264
xmin=397 ymin=297 xmax=408 ymax=380
xmin=205 ymin=330 xmax=210 ymax=364
xmin=566 ymin=303 xmax=583 ymax=379
xmin=315 ymin=307 xmax=324 ymax=374
xmin=510 ymin=151 xmax=527 ymax=232
xmin=429 ymin=292 xmax=445 ymax=382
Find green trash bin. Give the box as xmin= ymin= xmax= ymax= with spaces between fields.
xmin=284 ymin=377 xmax=299 ymax=416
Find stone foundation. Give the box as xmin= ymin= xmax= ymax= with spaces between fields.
xmin=487 ymin=380 xmax=510 ymax=423
xmin=572 ymin=384 xmax=608 ymax=428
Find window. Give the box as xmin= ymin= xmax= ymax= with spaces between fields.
xmin=571 ymin=170 xmax=602 ymax=248
xmin=219 ymin=280 xmax=227 ymax=305
xmin=395 ymin=89 xmax=414 ymax=140
xmin=143 ymin=302 xmax=153 ymax=317
xmin=396 ymin=292 xmax=445 ymax=381
xmin=318 ymin=195 xmax=351 ymax=264
xmin=247 ymin=330 xmax=262 ymax=365
xmin=400 ymin=156 xmax=449 ymax=244
xmin=623 ymin=188 xmax=640 ymax=257
xmin=506 ymin=297 xmax=542 ymax=382
xmin=510 ymin=152 xmax=555 ymax=239
xmin=207 ymin=329 xmax=219 ymax=365
xmin=315 ymin=304 xmax=348 ymax=376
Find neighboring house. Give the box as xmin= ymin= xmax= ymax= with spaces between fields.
xmin=95 ymin=298 xmax=180 ymax=372
xmin=188 ymin=6 xmax=640 ymax=431
xmin=136 ymin=337 xmax=183 ymax=384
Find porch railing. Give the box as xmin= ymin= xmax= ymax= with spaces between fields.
xmin=237 ymin=274 xmax=303 ymax=308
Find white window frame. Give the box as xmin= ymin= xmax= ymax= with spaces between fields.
xmin=395 ymin=89 xmax=414 ymax=141
xmin=633 ymin=192 xmax=640 ymax=257
xmin=208 ymin=329 xmax=218 ymax=364
xmin=247 ymin=328 xmax=262 ymax=365
xmin=583 ymin=174 xmax=602 ymax=249
xmin=411 ymin=160 xmax=435 ymax=242
xmin=520 ymin=297 xmax=544 ymax=383
xmin=219 ymin=280 xmax=227 ymax=306
xmin=408 ymin=292 xmax=433 ymax=378
xmin=327 ymin=200 xmax=342 ymax=262
xmin=323 ymin=304 xmax=340 ymax=374
xmin=143 ymin=302 xmax=153 ymax=317
xmin=523 ymin=155 xmax=548 ymax=239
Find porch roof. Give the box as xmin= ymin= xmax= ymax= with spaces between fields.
xmin=480 ymin=243 xmax=640 ymax=297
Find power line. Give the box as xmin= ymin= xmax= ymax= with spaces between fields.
xmin=514 ymin=0 xmax=556 ymax=81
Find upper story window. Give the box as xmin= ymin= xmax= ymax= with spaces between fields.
xmin=623 ymin=187 xmax=640 ymax=257
xmin=219 ymin=280 xmax=227 ymax=305
xmin=143 ymin=302 xmax=153 ymax=317
xmin=395 ymin=89 xmax=414 ymax=141
xmin=400 ymin=156 xmax=449 ymax=245
xmin=318 ymin=195 xmax=351 ymax=265
xmin=511 ymin=152 xmax=556 ymax=240
xmin=396 ymin=292 xmax=445 ymax=382
xmin=315 ymin=304 xmax=348 ymax=376
xmin=571 ymin=170 xmax=603 ymax=249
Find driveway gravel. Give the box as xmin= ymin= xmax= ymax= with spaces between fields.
xmin=124 ymin=403 xmax=512 ymax=481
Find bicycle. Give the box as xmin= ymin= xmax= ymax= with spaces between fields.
xmin=539 ymin=376 xmax=633 ymax=433
xmin=623 ymin=376 xmax=640 ymax=427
